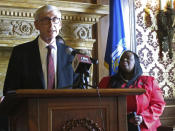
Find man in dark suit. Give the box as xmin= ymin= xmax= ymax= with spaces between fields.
xmin=1 ymin=5 xmax=81 ymax=131
xmin=3 ymin=5 xmax=79 ymax=96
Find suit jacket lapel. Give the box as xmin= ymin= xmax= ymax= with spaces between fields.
xmin=56 ymin=41 xmax=60 ymax=88
xmin=31 ymin=38 xmax=45 ymax=89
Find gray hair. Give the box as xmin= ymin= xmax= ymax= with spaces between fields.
xmin=34 ymin=5 xmax=61 ymax=21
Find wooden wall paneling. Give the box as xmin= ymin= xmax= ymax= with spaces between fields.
xmin=159 ymin=99 xmax=175 ymax=129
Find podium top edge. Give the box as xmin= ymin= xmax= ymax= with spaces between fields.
xmin=6 ymin=88 xmax=145 ymax=97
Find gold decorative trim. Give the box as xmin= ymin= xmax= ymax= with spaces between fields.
xmin=0 ymin=18 xmax=95 ymax=47
xmin=62 ymin=13 xmax=101 ymax=23
xmin=0 ymin=39 xmax=35 ymax=47
xmin=0 ymin=1 xmax=109 ymax=15
xmin=66 ymin=39 xmax=96 ymax=49
xmin=0 ymin=8 xmax=34 ymax=19
xmin=0 ymin=7 xmax=101 ymax=23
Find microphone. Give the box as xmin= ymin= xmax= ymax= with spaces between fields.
xmin=66 ymin=47 xmax=98 ymax=65
xmin=66 ymin=47 xmax=79 ymax=56
xmin=133 ymin=112 xmax=141 ymax=131
xmin=72 ymin=53 xmax=92 ymax=73
xmin=66 ymin=48 xmax=92 ymax=73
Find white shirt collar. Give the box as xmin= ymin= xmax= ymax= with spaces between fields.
xmin=38 ymin=36 xmax=57 ymax=49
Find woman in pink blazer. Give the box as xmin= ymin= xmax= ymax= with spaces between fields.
xmin=99 ymin=50 xmax=165 ymax=131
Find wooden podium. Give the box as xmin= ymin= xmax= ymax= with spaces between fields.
xmin=0 ymin=89 xmax=145 ymax=131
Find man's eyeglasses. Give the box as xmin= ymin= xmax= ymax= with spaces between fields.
xmin=38 ymin=17 xmax=61 ymax=25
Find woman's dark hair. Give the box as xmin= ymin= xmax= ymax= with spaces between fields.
xmin=110 ymin=50 xmax=143 ymax=88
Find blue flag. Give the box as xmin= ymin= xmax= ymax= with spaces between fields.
xmin=105 ymin=0 xmax=127 ymax=76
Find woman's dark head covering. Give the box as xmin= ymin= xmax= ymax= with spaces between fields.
xmin=110 ymin=50 xmax=143 ymax=88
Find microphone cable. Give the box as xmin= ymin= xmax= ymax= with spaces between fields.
xmin=96 ymin=85 xmax=106 ymax=131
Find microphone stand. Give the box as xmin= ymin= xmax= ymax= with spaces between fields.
xmin=81 ymin=66 xmax=98 ymax=89
xmin=63 ymin=72 xmax=97 ymax=89
xmin=78 ymin=73 xmax=86 ymax=89
xmin=83 ymin=71 xmax=89 ymax=89
xmin=75 ymin=68 xmax=96 ymax=89
xmin=62 ymin=65 xmax=97 ymax=89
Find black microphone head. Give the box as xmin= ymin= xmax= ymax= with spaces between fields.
xmin=66 ymin=47 xmax=76 ymax=56
xmin=66 ymin=47 xmax=83 ymax=56
xmin=72 ymin=54 xmax=92 ymax=73
xmin=56 ymin=35 xmax=65 ymax=44
xmin=66 ymin=47 xmax=73 ymax=55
